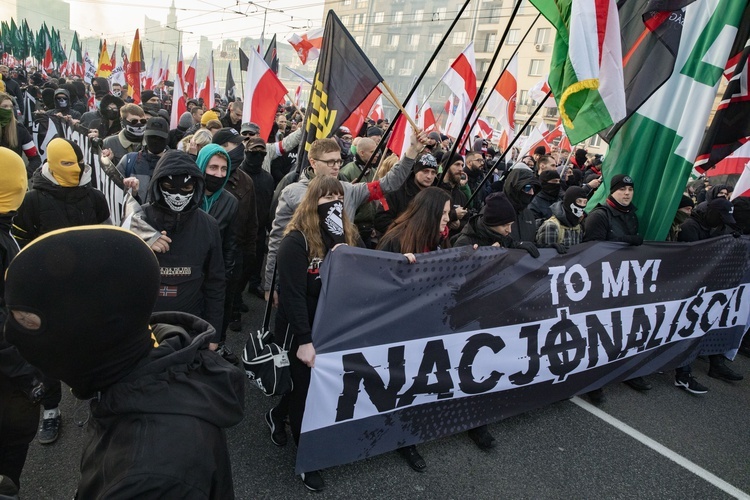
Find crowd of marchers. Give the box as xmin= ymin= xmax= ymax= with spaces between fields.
xmin=0 ymin=65 xmax=748 ymax=497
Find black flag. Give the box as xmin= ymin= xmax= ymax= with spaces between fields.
xmin=239 ymin=47 xmax=249 ymax=72
xmin=299 ymin=10 xmax=383 ymax=168
xmin=225 ymin=61 xmax=236 ymax=102
xmin=264 ymin=34 xmax=279 ymax=74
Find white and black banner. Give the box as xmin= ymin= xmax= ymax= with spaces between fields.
xmin=297 ymin=237 xmax=750 ymax=473
xmin=32 ymin=115 xmax=125 ymax=225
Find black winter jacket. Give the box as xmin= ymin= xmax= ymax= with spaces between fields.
xmin=206 ymin=189 xmax=239 ymax=279
xmin=224 ymin=168 xmax=258 ymax=260
xmin=503 ymin=168 xmax=540 ymax=243
xmin=12 ymin=166 xmax=110 ymax=247
xmin=529 ymin=190 xmax=558 ymax=221
xmin=453 ymin=214 xmax=511 ymax=248
xmin=677 ymin=205 xmax=732 ymax=242
xmin=374 ymin=175 xmax=422 ymax=234
xmin=142 ymin=157 xmax=226 ymax=341
xmin=77 ymin=312 xmax=244 ymax=499
xmin=583 ymin=201 xmax=639 ymax=242
xmin=241 ymin=158 xmax=275 ymax=234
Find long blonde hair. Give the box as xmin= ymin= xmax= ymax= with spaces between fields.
xmin=0 ymin=92 xmax=18 ymax=149
xmin=285 ymin=176 xmax=359 ymax=259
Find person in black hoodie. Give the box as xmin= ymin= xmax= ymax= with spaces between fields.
xmin=81 ymin=93 xmax=124 ymax=139
xmin=141 ymin=151 xmax=226 ymax=351
xmin=4 ymin=226 xmax=244 ymax=498
xmin=529 ymin=170 xmax=561 ymax=221
xmin=0 ymin=148 xmax=44 ymax=495
xmin=117 ymin=117 xmax=170 ymax=201
xmin=12 ymin=138 xmax=110 ymax=445
xmin=503 ymin=167 xmax=542 ymax=245
xmin=46 ymin=88 xmax=81 ymax=120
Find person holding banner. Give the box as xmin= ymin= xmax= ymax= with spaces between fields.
xmin=268 ymin=175 xmax=360 ymax=492
xmin=0 ymin=92 xmax=40 ymax=177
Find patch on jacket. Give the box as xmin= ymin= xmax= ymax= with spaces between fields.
xmin=160 ymin=267 xmax=192 ymax=277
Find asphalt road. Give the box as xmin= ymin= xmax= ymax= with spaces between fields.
xmin=19 ymin=290 xmax=750 ymax=499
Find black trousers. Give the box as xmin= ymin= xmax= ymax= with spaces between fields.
xmin=0 ymin=379 xmax=40 ymax=487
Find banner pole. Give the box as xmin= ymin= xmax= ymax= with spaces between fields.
xmin=463 ymin=90 xmax=552 ymax=209
xmin=437 ymin=0 xmax=523 ymax=186
xmin=381 ymin=80 xmax=419 ymax=131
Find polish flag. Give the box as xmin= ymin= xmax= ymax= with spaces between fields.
xmin=473 ymin=117 xmax=493 ymax=140
xmin=294 ymin=85 xmax=302 ymax=107
xmin=544 ymin=119 xmax=565 ymax=144
xmin=43 ymin=38 xmax=54 ymax=72
xmin=242 ymin=47 xmax=288 ymax=140
xmin=370 ymin=95 xmax=384 ymax=122
xmin=387 ymin=94 xmax=419 ymax=158
xmin=519 ymin=121 xmax=551 ymax=158
xmin=529 ymin=76 xmax=556 ymax=108
xmin=198 ymin=53 xmax=215 ymax=110
xmin=342 ymin=86 xmax=382 ymax=137
xmin=731 ymin=161 xmax=750 ymax=200
xmin=170 ymin=72 xmax=187 ymax=130
xmin=485 ymin=54 xmax=517 ymax=138
xmin=420 ymin=99 xmax=438 ymax=133
xmin=288 ymin=27 xmax=324 ymax=65
xmin=143 ymin=57 xmax=155 ymax=90
xmin=154 ymin=54 xmax=169 ymax=88
xmin=440 ymin=43 xmax=476 ymax=139
xmin=184 ymin=53 xmax=198 ymax=99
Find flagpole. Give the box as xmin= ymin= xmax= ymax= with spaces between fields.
xmin=438 ymin=0 xmax=523 ymax=186
xmin=464 ymin=13 xmax=541 ymax=151
xmin=352 ymin=0 xmax=472 ymax=184
xmin=464 ymin=90 xmax=551 ymax=209
xmin=380 ymin=80 xmax=419 ymax=131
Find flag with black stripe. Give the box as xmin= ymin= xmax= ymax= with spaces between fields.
xmin=298 ymin=10 xmax=383 ymax=169
xmin=264 ymin=34 xmax=279 ymax=74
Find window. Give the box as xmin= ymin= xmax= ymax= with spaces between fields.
xmin=341 ymin=15 xmax=350 ymax=26
xmin=519 ymin=90 xmax=528 ymax=106
xmin=535 ymin=28 xmax=551 ymax=45
xmin=355 ymin=13 xmax=364 ymax=24
xmin=374 ymin=11 xmax=384 ymax=23
xmin=394 ymin=11 xmax=403 ymax=25
xmin=371 ymin=34 xmax=381 ymax=47
xmin=484 ymin=33 xmax=496 ymax=52
xmin=385 ymin=58 xmax=396 ymax=74
xmin=507 ymin=29 xmax=520 ymax=45
xmin=489 ymin=7 xmax=502 ymax=22
xmin=529 ymin=59 xmax=544 ymax=76
xmin=407 ymin=34 xmax=420 ymax=46
xmin=481 ymin=60 xmax=490 ymax=73
xmin=343 ymin=0 xmax=351 ymax=4
xmin=356 ymin=0 xmax=367 ymax=6
xmin=589 ymin=134 xmax=602 ymax=147
xmin=414 ymin=9 xmax=424 ymax=22
xmin=387 ymin=34 xmax=400 ymax=47
xmin=453 ymin=31 xmax=467 ymax=45
xmin=401 ymin=58 xmax=415 ymax=76
xmin=434 ymin=7 xmax=447 ymax=21
xmin=430 ymin=33 xmax=441 ymax=45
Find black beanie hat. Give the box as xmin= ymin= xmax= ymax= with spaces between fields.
xmin=610 ymin=173 xmax=634 ymax=194
xmin=141 ymin=90 xmax=156 ymax=103
xmin=413 ymin=153 xmax=438 ymax=173
xmin=442 ymin=152 xmax=464 ymax=171
xmin=4 ymin=226 xmax=160 ymax=399
xmin=564 ymin=186 xmax=590 ymax=208
xmin=366 ymin=126 xmax=383 ymax=137
xmin=484 ymin=192 xmax=516 ymax=226
xmin=539 ymin=169 xmax=560 ymax=184
xmin=678 ymin=194 xmax=694 ymax=209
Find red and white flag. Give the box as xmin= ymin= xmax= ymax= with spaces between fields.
xmin=518 ymin=121 xmax=550 ymax=158
xmin=732 ymin=161 xmax=750 ymax=200
xmin=529 ymin=76 xmax=556 ymax=108
xmin=242 ymin=47 xmax=287 ymax=140
xmin=441 ymin=43 xmax=476 ymax=140
xmin=294 ymin=85 xmax=302 ymax=107
xmin=184 ymin=53 xmax=198 ymax=99
xmin=143 ymin=57 xmax=155 ymax=90
xmin=342 ymin=86 xmax=382 ymax=137
xmin=170 ymin=71 xmax=187 ymax=130
xmin=288 ymin=27 xmax=324 ymax=65
xmin=473 ymin=117 xmax=493 ymax=140
xmin=485 ymin=54 xmax=517 ymax=138
xmin=198 ymin=53 xmax=215 ymax=110
xmin=420 ymin=99 xmax=437 ymax=134
xmin=370 ymin=95 xmax=384 ymax=122
xmin=387 ymin=94 xmax=419 ymax=158
xmin=43 ymin=37 xmax=54 ymax=72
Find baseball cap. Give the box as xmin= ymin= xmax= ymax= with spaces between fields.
xmin=241 ymin=122 xmax=260 ymax=135
xmin=213 ymin=127 xmax=244 ymax=145
xmin=143 ymin=117 xmax=169 ymax=138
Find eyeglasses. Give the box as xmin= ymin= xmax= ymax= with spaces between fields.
xmin=126 ymin=118 xmax=148 ymax=126
xmin=522 ymin=184 xmax=535 ymax=193
xmin=313 ymin=158 xmax=344 ymax=168
xmin=241 ymin=131 xmax=257 ymax=137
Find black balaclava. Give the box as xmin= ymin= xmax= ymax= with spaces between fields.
xmin=203 ymin=174 xmax=225 ymax=194
xmin=540 ymin=170 xmax=561 ymax=198
xmin=122 ymin=118 xmax=146 ymax=142
xmin=146 ymin=136 xmax=168 ymax=155
xmin=243 ymin=149 xmax=267 ymax=171
xmin=318 ymin=200 xmax=346 ymax=249
xmin=227 ymin=145 xmax=244 ymax=168
xmin=158 ymin=174 xmax=197 ymax=212
xmin=54 ymin=89 xmax=70 ymax=110
xmin=563 ymin=187 xmax=589 ymax=226
xmin=4 ymin=226 xmax=160 ymax=399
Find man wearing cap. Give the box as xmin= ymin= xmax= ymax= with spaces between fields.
xmin=241 ymin=121 xmax=303 ymax=177
xmin=674 ymin=197 xmax=744 ymax=389
xmin=12 ymin=138 xmax=111 ymax=445
xmin=667 ymin=195 xmax=694 ymax=241
xmin=140 ymin=90 xmax=163 ymax=118
xmin=424 ymin=131 xmax=444 ymax=161
xmin=583 ymin=173 xmax=651 ymax=400
xmin=117 ymin=117 xmax=170 ymax=201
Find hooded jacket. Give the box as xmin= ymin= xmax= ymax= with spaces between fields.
xmin=583 ymin=200 xmax=639 ymax=242
xmin=453 ymin=214 xmax=511 ymax=248
xmin=677 ymin=204 xmax=732 ymax=242
xmin=116 ymin=149 xmax=164 ymax=202
xmin=142 ymin=152 xmax=226 ymax=341
xmin=77 ymin=311 xmax=244 ymax=499
xmin=46 ymin=88 xmax=82 ymax=119
xmin=81 ymin=94 xmax=124 ymax=138
xmin=503 ymin=168 xmax=540 ymax=243
xmin=12 ymin=164 xmax=110 ymax=247
xmin=536 ymin=200 xmax=583 ymax=248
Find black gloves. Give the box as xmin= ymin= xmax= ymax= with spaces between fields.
xmin=516 ymin=241 xmax=540 ymax=258
xmin=551 ymin=243 xmax=568 ymax=254
xmin=622 ymin=235 xmax=643 ymax=246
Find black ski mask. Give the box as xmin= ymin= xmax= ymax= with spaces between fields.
xmin=243 ymin=149 xmax=266 ymax=169
xmin=146 ymin=136 xmax=167 ymax=155
xmin=204 ymin=174 xmax=225 ymax=194
xmin=4 ymin=226 xmax=160 ymax=399
xmin=227 ymin=146 xmax=244 ymax=168
xmin=318 ymin=200 xmax=346 ymax=249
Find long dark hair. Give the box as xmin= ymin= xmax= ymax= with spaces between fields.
xmin=378 ymin=187 xmax=450 ymax=254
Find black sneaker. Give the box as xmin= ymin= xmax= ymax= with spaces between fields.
xmin=397 ymin=445 xmax=427 ymax=472
xmin=675 ymin=374 xmax=709 ymax=394
xmin=38 ymin=414 xmax=61 ymax=444
xmin=300 ymin=470 xmax=325 ymax=491
xmin=216 ymin=342 xmax=240 ymax=365
xmin=467 ymin=425 xmax=495 ymax=450
xmin=265 ymin=408 xmax=287 ymax=447
xmin=624 ymin=376 xmax=652 ymax=391
xmin=586 ymin=388 xmax=605 ymax=404
xmin=708 ymin=362 xmax=744 ymax=382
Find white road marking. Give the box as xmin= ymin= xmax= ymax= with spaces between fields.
xmin=571 ymin=397 xmax=750 ymax=500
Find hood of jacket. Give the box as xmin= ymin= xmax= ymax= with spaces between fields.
xmin=146 ymin=150 xmax=205 ymax=214
xmin=461 ymin=214 xmax=509 ymax=246
xmin=91 ymin=311 xmax=245 ymax=428
xmin=32 ymin=162 xmax=93 ymax=196
xmin=503 ymin=167 xmax=539 ymax=211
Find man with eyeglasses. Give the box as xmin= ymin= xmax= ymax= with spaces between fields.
xmin=264 ymin=131 xmax=428 ymax=305
xmin=464 ymin=151 xmax=490 ymax=211
xmin=100 ymin=103 xmax=146 ymax=168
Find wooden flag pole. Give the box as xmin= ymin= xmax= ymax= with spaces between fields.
xmin=381 ymin=80 xmax=419 ymax=131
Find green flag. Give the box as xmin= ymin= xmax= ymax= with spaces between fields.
xmin=9 ymin=19 xmax=18 ymax=56
xmin=588 ymin=0 xmax=748 ymax=240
